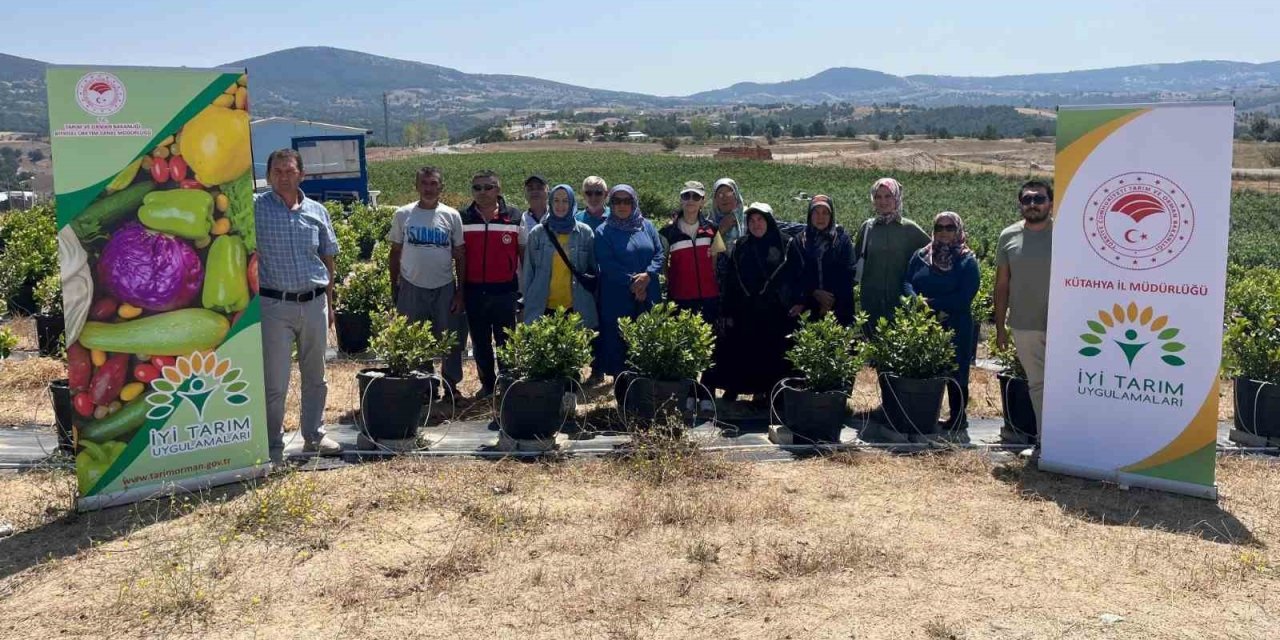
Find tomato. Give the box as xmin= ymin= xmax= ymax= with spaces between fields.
xmin=169 ymin=155 xmax=189 ymax=182
xmin=150 ymin=355 xmax=176 ymax=369
xmin=150 ymin=156 xmax=170 ymax=184
xmin=89 ymin=298 xmax=118 ymax=321
xmin=72 ymin=392 xmax=95 ymax=418
xmin=132 ymin=363 xmax=160 ymax=384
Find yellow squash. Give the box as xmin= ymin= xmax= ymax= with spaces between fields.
xmin=181 ymin=106 xmax=251 ymax=186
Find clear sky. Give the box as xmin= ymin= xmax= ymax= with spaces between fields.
xmin=6 ymin=0 xmax=1277 ymax=95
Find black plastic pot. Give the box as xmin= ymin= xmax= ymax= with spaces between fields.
xmin=1233 ymin=377 xmax=1280 ymax=438
xmin=498 ymin=377 xmax=568 ymax=440
xmin=335 ymin=311 xmax=372 ymax=354
xmin=34 ymin=313 xmax=64 ymax=357
xmin=781 ymin=380 xmax=848 ymax=443
xmin=5 ymin=278 xmax=36 ymax=315
xmin=615 ymin=372 xmax=693 ymax=426
xmin=356 ymin=368 xmax=431 ymax=440
xmin=998 ymin=372 xmax=1037 ymax=440
xmin=879 ymin=373 xmax=945 ymax=435
xmin=358 ymin=238 xmax=375 ymax=260
xmin=49 ymin=379 xmax=74 ymax=454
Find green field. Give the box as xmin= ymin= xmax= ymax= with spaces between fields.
xmin=368 ymin=150 xmax=1280 ymax=268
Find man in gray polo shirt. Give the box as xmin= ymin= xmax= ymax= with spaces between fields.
xmin=255 ymin=148 xmax=343 ymax=463
xmin=995 ymin=180 xmax=1054 ymax=439
xmin=389 ymin=166 xmax=467 ymax=396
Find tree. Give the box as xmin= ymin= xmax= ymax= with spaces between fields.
xmin=1250 ymin=114 xmax=1270 ymax=140
xmin=936 ymin=127 xmax=952 ymax=140
xmin=878 ymin=129 xmax=890 ymax=141
xmin=978 ymin=124 xmax=999 ymax=140
xmin=661 ymin=136 xmax=681 ymax=152
xmin=790 ymin=123 xmax=808 ymax=138
xmin=575 ymin=129 xmax=588 ymax=143
xmin=478 ymin=127 xmax=509 ymax=144
xmin=25 ymin=149 xmax=44 ymax=163
xmin=766 ymin=120 xmax=783 ymax=139
xmin=891 ymin=124 xmax=904 ymax=143
xmin=737 ymin=121 xmax=754 ymax=137
xmin=837 ymin=125 xmax=857 ymax=138
xmin=809 ymin=119 xmax=827 ymax=137
xmin=690 ymin=117 xmax=710 ymax=142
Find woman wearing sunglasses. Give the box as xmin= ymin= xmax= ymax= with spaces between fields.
xmin=902 ymin=211 xmax=980 ymax=440
xmin=594 ymin=184 xmax=664 ymax=378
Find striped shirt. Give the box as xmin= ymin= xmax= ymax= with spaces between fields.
xmin=254 ymin=190 xmax=340 ymax=292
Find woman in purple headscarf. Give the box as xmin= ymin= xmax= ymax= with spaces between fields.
xmin=594 ymin=184 xmax=664 ymax=377
xmin=902 ymin=211 xmax=980 ymax=439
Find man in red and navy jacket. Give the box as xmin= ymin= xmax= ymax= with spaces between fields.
xmin=462 ymin=169 xmax=526 ymax=398
xmin=659 ymin=181 xmax=726 ymax=326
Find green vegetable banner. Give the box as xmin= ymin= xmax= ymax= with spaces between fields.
xmin=46 ymin=65 xmax=268 ymax=511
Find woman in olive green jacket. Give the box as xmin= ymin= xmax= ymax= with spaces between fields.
xmin=853 ymin=177 xmax=931 ymax=335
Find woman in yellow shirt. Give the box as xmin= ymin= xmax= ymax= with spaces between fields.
xmin=522 ymin=184 xmax=598 ymax=328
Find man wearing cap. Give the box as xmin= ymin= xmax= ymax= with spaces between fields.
xmin=461 ymin=170 xmax=525 ymax=399
xmin=254 ymin=148 xmax=343 ymax=463
xmin=658 ymin=180 xmax=725 ymax=326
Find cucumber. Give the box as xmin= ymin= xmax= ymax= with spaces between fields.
xmin=80 ymin=394 xmax=150 ymax=443
xmin=71 ymin=181 xmax=156 ymax=241
xmin=79 ymin=308 xmax=229 ymax=356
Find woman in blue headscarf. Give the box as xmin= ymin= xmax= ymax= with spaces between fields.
xmin=523 ymin=183 xmax=598 ymax=328
xmin=902 ymin=211 xmax=980 ymax=438
xmin=594 ymin=184 xmax=664 ymax=377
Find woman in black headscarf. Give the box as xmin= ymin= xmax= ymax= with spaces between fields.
xmin=707 ymin=202 xmax=806 ymax=403
xmin=798 ymin=194 xmax=856 ymax=326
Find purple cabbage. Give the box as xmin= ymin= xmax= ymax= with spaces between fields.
xmin=97 ymin=222 xmax=203 ymax=311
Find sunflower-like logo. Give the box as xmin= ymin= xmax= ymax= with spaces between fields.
xmin=145 ymin=352 xmax=250 ymax=422
xmin=1078 ymin=302 xmax=1186 ymax=368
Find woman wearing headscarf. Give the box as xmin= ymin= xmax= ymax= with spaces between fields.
xmin=707 ymin=202 xmax=806 ymax=403
xmin=902 ymin=211 xmax=980 ymax=438
xmin=853 ymin=177 xmax=931 ymax=334
xmin=798 ymin=194 xmax=856 ymax=326
xmin=523 ymin=184 xmax=598 ymax=328
xmin=594 ymin=184 xmax=664 ymax=377
xmin=711 ymin=178 xmax=744 ymax=255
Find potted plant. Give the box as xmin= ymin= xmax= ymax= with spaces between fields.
xmin=495 ymin=309 xmax=596 ymax=440
xmin=334 ymin=261 xmax=393 ymax=354
xmin=0 ymin=326 xmax=16 ymax=359
xmin=0 ymin=205 xmax=57 ymax=315
xmin=970 ymin=263 xmax=995 ymax=363
xmin=616 ymin=302 xmax=715 ymax=426
xmin=989 ymin=336 xmax=1037 ymax=443
xmin=780 ymin=313 xmax=864 ymax=443
xmin=33 ymin=272 xmax=65 ymax=357
xmin=863 ymin=295 xmax=957 ymax=435
xmin=357 ymin=313 xmax=456 ymax=441
xmin=1224 ymin=310 xmax=1280 ymax=440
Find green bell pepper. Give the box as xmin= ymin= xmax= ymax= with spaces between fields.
xmin=138 ymin=189 xmax=214 ymax=243
xmin=203 ymin=234 xmax=250 ymax=313
xmin=77 ymin=439 xmax=127 ymax=494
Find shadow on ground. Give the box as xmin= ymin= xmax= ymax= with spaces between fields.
xmin=993 ymin=461 xmax=1258 ymax=545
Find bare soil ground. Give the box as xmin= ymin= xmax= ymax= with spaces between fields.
xmin=0 ymin=448 xmax=1275 ymax=639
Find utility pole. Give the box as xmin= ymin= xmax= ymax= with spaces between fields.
xmin=383 ymin=92 xmax=391 ymax=146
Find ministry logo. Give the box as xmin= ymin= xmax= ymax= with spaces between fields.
xmin=1083 ymin=172 xmax=1194 ymax=270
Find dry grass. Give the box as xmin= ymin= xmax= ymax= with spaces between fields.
xmin=0 ymin=451 xmax=1277 ymax=639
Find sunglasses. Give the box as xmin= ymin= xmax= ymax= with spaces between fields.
xmin=610 ymin=198 xmax=635 ymax=207
xmin=934 ymin=224 xmax=958 ymax=232
xmin=681 ymin=192 xmax=704 ymax=201
xmin=584 ymin=190 xmax=605 ymax=197
xmin=1020 ymin=193 xmax=1048 ymax=205
xmin=471 ymin=184 xmax=497 ymax=192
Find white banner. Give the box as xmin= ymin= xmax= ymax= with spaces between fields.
xmin=1041 ymin=103 xmax=1234 ymax=499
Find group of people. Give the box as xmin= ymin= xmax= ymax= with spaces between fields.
xmin=252 ymin=145 xmax=1054 ymax=463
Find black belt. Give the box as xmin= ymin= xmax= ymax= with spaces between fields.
xmin=260 ymin=286 xmax=328 ymax=302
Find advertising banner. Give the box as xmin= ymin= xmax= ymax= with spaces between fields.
xmin=46 ymin=66 xmax=268 ymax=510
xmin=1042 ymin=103 xmax=1235 ymax=499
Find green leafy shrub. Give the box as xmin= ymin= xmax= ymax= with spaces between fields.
xmin=0 ymin=204 xmax=57 ymax=303
xmin=619 ymin=302 xmax=715 ymax=381
xmin=970 ymin=262 xmax=994 ymax=321
xmin=332 ymin=218 xmax=360 ymax=277
xmin=498 ymin=309 xmax=596 ymax=381
xmin=786 ymin=312 xmax=865 ymax=392
xmin=34 ymin=272 xmax=62 ymax=316
xmin=346 ymin=203 xmax=393 ymax=250
xmin=1225 ymin=265 xmax=1280 ymax=325
xmin=863 ymin=295 xmax=957 ymax=379
xmin=370 ymin=313 xmax=456 ymax=377
xmin=335 ymin=261 xmax=392 ymax=315
xmin=1224 ymin=310 xmax=1280 ymax=384
xmin=0 ymin=326 xmax=16 ymax=359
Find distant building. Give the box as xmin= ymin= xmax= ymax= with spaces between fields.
xmin=626 ymin=132 xmax=649 ymax=140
